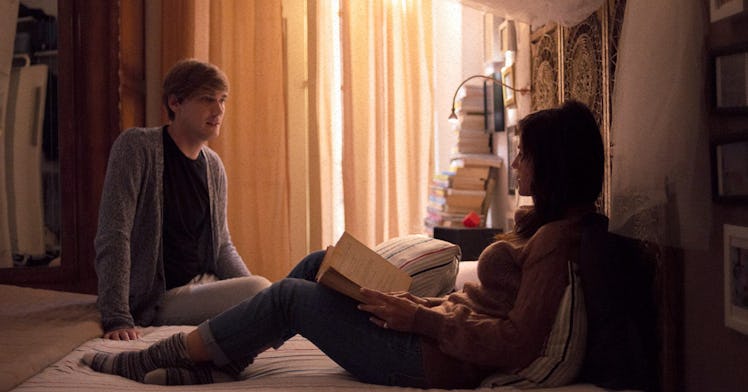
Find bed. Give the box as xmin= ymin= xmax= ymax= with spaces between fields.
xmin=0 ymin=283 xmax=602 ymax=392
xmin=1 ymin=229 xmax=680 ymax=392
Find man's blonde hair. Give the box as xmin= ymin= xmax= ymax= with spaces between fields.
xmin=162 ymin=59 xmax=229 ymax=120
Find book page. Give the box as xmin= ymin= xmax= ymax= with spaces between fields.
xmin=317 ymin=267 xmax=367 ymax=303
xmin=316 ymin=232 xmax=412 ymax=301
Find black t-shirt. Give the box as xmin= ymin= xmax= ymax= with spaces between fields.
xmin=162 ymin=127 xmax=213 ymax=289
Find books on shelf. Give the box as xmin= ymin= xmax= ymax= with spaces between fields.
xmin=449 ymin=153 xmax=503 ymax=168
xmin=453 ymin=141 xmax=491 ymax=154
xmin=423 ymin=153 xmax=502 ymax=233
xmin=315 ymin=231 xmax=412 ymax=303
xmin=454 ymin=79 xmax=504 ymax=132
xmin=456 ymin=96 xmax=486 ymax=114
xmin=455 ymin=134 xmax=490 ymax=143
xmin=454 ymin=117 xmax=491 ymax=154
xmin=429 ymin=185 xmax=487 ymax=198
xmin=431 ymin=172 xmax=486 ymax=191
xmin=455 ymin=82 xmax=487 ymax=114
xmin=455 ymin=128 xmax=490 ymax=140
xmin=451 ymin=176 xmax=489 ymax=190
xmin=459 ymin=83 xmax=484 ymax=97
xmin=448 ymin=165 xmax=491 ymax=180
xmin=424 ymin=207 xmax=485 ymax=229
xmin=457 ymin=113 xmax=488 ymax=131
xmin=428 ymin=186 xmax=486 ymax=210
xmin=424 ymin=73 xmax=506 ymax=234
xmin=426 ymin=199 xmax=477 ymax=214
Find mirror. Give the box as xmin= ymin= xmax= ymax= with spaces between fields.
xmin=1 ymin=0 xmax=59 ymax=268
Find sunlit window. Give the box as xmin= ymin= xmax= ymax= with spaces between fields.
xmin=329 ymin=0 xmax=344 ymax=241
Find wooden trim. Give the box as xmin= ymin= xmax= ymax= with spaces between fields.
xmin=68 ymin=0 xmax=122 ymax=293
xmin=121 ymin=0 xmax=146 ymax=129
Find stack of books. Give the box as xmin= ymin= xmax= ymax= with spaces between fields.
xmin=424 ymin=153 xmax=501 ymax=234
xmin=455 ymin=83 xmax=487 ymax=115
xmin=455 ymin=113 xmax=491 ymax=154
xmin=453 ymin=84 xmax=491 ymax=154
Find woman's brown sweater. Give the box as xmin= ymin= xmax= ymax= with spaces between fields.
xmin=412 ymin=210 xmax=597 ymax=389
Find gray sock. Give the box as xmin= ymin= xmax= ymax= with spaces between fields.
xmin=143 ymin=366 xmax=234 ymax=385
xmin=82 ymin=332 xmax=192 ymax=382
xmin=218 ymin=357 xmax=252 ymax=379
xmin=142 ymin=357 xmax=252 ymax=385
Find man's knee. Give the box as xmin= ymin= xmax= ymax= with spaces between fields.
xmin=232 ymin=275 xmax=271 ymax=297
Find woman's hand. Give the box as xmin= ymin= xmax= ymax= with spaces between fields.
xmin=103 ymin=327 xmax=141 ymax=341
xmin=390 ymin=290 xmax=431 ymax=306
xmin=358 ymin=288 xmax=420 ymax=332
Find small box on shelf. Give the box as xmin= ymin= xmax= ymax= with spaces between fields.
xmin=433 ymin=226 xmax=503 ymax=261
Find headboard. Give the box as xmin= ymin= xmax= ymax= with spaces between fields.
xmin=577 ymin=213 xmax=683 ymax=392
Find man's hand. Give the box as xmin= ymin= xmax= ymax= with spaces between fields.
xmin=357 ymin=288 xmax=421 ymax=332
xmin=103 ymin=327 xmax=141 ymax=341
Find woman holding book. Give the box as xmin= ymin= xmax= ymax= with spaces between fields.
xmin=84 ymin=100 xmax=605 ymax=389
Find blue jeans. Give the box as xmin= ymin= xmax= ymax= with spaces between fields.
xmin=197 ymin=250 xmax=428 ymax=387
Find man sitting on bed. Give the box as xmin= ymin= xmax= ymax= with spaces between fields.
xmin=94 ymin=59 xmax=270 ymax=341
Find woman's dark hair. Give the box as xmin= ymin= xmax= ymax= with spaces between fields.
xmin=162 ymin=59 xmax=229 ymax=120
xmin=513 ymin=100 xmax=604 ymax=238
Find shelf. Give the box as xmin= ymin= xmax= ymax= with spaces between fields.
xmin=33 ymin=49 xmax=58 ymax=57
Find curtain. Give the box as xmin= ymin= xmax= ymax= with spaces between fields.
xmin=161 ymin=0 xmax=292 ymax=281
xmin=309 ymin=0 xmax=342 ymax=249
xmin=159 ymin=0 xmax=435 ymax=278
xmin=609 ymin=0 xmax=709 ymax=249
xmin=334 ymin=0 xmax=434 ymax=246
xmin=208 ymin=1 xmax=291 ymax=281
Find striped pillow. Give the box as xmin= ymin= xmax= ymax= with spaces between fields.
xmin=374 ymin=235 xmax=461 ymax=297
xmin=481 ymin=260 xmax=587 ymax=388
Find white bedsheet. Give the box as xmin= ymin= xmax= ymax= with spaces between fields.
xmin=12 ymin=325 xmax=609 ymax=392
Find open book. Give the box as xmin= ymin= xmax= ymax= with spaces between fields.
xmin=315 ymin=231 xmax=413 ymax=303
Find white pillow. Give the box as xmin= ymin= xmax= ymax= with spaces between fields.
xmin=374 ymin=235 xmax=461 ymax=297
xmin=481 ymin=260 xmax=587 ymax=388
xmin=455 ymin=260 xmax=479 ymax=290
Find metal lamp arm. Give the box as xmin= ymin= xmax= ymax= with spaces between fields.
xmin=448 ymin=74 xmax=529 ymax=121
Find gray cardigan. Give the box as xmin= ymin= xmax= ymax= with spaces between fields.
xmin=94 ymin=127 xmax=250 ymax=332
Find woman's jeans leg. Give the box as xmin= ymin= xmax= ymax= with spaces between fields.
xmin=197 ymin=251 xmax=427 ymax=387
xmin=286 ymin=249 xmax=327 ymax=281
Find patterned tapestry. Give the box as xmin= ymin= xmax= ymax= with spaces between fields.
xmin=530 ymin=24 xmax=560 ymax=112
xmin=529 ymin=0 xmax=627 ymax=215
xmin=563 ymin=10 xmax=604 ymax=126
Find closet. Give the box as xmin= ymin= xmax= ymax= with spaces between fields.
xmin=0 ymin=0 xmax=131 ymax=294
xmin=2 ymin=1 xmax=58 ymax=269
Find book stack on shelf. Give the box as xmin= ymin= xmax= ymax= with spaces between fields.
xmin=453 ymin=84 xmax=491 ymax=154
xmin=455 ymin=113 xmax=491 ymax=154
xmin=424 ymin=153 xmax=501 ymax=234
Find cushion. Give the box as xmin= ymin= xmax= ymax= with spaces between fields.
xmin=481 ymin=260 xmax=587 ymax=388
xmin=374 ymin=235 xmax=461 ymax=297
